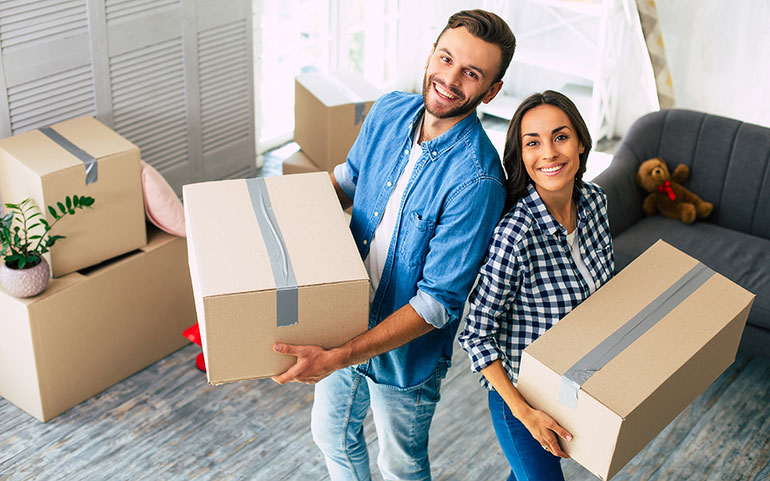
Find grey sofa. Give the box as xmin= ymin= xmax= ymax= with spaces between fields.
xmin=593 ymin=109 xmax=770 ymax=358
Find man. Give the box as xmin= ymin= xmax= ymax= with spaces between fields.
xmin=273 ymin=9 xmax=516 ymax=481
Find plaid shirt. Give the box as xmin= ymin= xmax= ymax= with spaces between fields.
xmin=459 ymin=182 xmax=614 ymax=390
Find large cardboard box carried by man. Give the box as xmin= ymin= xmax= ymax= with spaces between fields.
xmin=294 ymin=71 xmax=380 ymax=173
xmin=517 ymin=240 xmax=754 ymax=480
xmin=183 ymin=172 xmax=369 ymax=385
xmin=0 ymin=116 xmax=146 ymax=277
xmin=0 ymin=227 xmax=196 ymax=422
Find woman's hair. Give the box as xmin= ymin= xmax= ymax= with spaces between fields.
xmin=502 ymin=90 xmax=592 ymax=212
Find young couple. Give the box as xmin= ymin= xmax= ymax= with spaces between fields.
xmin=271 ymin=9 xmax=614 ymax=481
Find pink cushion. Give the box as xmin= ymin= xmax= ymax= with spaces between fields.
xmin=140 ymin=160 xmax=186 ymax=237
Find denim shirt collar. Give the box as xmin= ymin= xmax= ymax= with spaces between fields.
xmin=524 ymin=183 xmax=590 ymax=237
xmin=406 ymin=107 xmax=481 ymax=160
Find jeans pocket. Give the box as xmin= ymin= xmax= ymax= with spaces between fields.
xmin=398 ymin=211 xmax=435 ymax=267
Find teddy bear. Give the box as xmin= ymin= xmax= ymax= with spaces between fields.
xmin=636 ymin=157 xmax=713 ymax=224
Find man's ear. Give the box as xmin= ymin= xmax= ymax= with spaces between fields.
xmin=482 ymin=81 xmax=504 ymax=104
xmin=425 ymin=42 xmax=436 ymax=68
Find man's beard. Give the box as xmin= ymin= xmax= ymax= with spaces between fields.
xmin=421 ymin=72 xmax=488 ymax=119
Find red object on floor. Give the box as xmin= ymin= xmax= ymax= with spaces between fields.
xmin=183 ymin=322 xmax=202 ymax=346
xmin=195 ymin=352 xmax=207 ymax=372
xmin=183 ymin=322 xmax=206 ymax=372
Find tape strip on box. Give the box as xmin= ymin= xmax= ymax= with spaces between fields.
xmin=246 ymin=177 xmax=299 ymax=327
xmin=40 ymin=127 xmax=98 ymax=185
xmin=558 ymin=262 xmax=715 ymax=408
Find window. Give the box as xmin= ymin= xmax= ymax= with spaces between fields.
xmin=255 ymin=0 xmax=399 ymax=153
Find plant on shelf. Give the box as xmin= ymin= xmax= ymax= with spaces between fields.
xmin=0 ymin=195 xmax=95 ymax=298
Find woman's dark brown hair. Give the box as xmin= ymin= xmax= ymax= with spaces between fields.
xmin=502 ymin=90 xmax=592 ymax=213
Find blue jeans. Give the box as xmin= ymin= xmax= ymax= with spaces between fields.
xmin=311 ymin=364 xmax=446 ymax=481
xmin=488 ymin=390 xmax=565 ymax=481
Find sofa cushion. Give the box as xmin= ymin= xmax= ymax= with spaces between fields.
xmin=613 ymin=217 xmax=770 ymax=331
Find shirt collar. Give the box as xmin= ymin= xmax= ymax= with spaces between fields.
xmin=407 ymin=106 xmax=481 ymax=161
xmin=523 ymin=183 xmax=589 ymax=236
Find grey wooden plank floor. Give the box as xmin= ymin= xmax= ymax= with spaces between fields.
xmin=1 ymin=342 xmax=768 ymax=481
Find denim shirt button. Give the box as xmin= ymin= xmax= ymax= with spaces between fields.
xmin=387 ymin=181 xmax=392 ymax=187
xmin=374 ymin=211 xmax=379 ymax=217
xmin=404 ymin=149 xmax=409 ymax=155
xmin=363 ymin=239 xmax=368 ymax=245
xmin=432 ymin=151 xmax=438 ymax=156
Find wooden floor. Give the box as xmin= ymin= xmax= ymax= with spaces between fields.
xmin=1 ymin=342 xmax=768 ymax=481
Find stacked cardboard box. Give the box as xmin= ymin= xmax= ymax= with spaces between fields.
xmin=0 ymin=116 xmax=147 ymax=277
xmin=289 ymin=71 xmax=380 ymax=176
xmin=184 ymin=172 xmax=369 ymax=384
xmin=517 ymin=240 xmax=754 ymax=480
xmin=0 ymin=117 xmax=196 ymax=421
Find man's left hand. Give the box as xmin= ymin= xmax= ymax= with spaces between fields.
xmin=270 ymin=343 xmax=340 ymax=385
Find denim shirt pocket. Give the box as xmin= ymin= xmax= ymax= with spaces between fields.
xmin=398 ymin=211 xmax=436 ymax=267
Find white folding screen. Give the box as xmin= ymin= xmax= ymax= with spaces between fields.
xmin=0 ymin=0 xmax=255 ymax=194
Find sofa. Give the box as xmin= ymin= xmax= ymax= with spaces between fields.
xmin=593 ymin=109 xmax=770 ymax=358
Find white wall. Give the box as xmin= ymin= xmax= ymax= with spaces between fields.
xmin=657 ymin=0 xmax=770 ymax=128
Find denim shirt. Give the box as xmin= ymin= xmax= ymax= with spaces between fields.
xmin=334 ymin=91 xmax=506 ymax=388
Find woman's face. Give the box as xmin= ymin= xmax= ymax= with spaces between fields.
xmin=519 ymin=104 xmax=584 ymax=199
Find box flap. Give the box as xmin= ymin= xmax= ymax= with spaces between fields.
xmin=184 ymin=179 xmax=275 ymax=297
xmin=524 ymin=240 xmax=754 ymax=418
xmin=296 ymin=71 xmax=380 ymax=107
xmin=184 ymin=173 xmax=368 ymax=299
xmin=0 ymin=116 xmax=137 ymax=178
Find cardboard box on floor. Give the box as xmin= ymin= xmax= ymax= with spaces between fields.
xmin=282 ymin=150 xmax=321 ymax=175
xmin=0 ymin=116 xmax=146 ymax=277
xmin=517 ymin=240 xmax=754 ymax=481
xmin=294 ymin=71 xmax=380 ymax=173
xmin=184 ymin=172 xmax=369 ymax=385
xmin=0 ymin=226 xmax=196 ymax=422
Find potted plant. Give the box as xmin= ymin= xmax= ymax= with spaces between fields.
xmin=0 ymin=195 xmax=95 ymax=298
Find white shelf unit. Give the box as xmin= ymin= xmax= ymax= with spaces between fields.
xmin=478 ymin=0 xmax=627 ymax=143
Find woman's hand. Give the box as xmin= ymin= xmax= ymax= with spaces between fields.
xmin=520 ymin=408 xmax=573 ymax=458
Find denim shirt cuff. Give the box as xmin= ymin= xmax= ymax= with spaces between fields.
xmin=409 ymin=289 xmax=450 ymax=329
xmin=333 ymin=162 xmax=356 ymax=200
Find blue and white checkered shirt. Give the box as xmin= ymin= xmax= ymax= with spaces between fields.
xmin=459 ymin=182 xmax=614 ymax=390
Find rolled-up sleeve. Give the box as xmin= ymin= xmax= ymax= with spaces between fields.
xmin=409 ymin=288 xmax=450 ymax=329
xmin=333 ymin=162 xmax=356 ymax=200
xmin=459 ymin=229 xmax=521 ymax=373
xmin=416 ymin=177 xmax=505 ymax=329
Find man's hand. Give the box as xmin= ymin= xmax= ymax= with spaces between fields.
xmin=270 ymin=343 xmax=342 ymax=385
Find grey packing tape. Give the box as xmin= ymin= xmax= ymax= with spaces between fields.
xmin=354 ymin=102 xmax=366 ymax=126
xmin=319 ymin=72 xmax=367 ymax=125
xmin=558 ymin=262 xmax=715 ymax=408
xmin=246 ymin=177 xmax=299 ymax=327
xmin=40 ymin=127 xmax=98 ymax=185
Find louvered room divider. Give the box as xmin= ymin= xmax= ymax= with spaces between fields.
xmin=0 ymin=0 xmax=256 ymax=194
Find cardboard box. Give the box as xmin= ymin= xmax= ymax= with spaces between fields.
xmin=183 ymin=172 xmax=369 ymax=384
xmin=0 ymin=116 xmax=147 ymax=277
xmin=294 ymin=71 xmax=380 ymax=173
xmin=282 ymin=150 xmax=321 ymax=175
xmin=0 ymin=226 xmax=196 ymax=422
xmin=517 ymin=240 xmax=754 ymax=480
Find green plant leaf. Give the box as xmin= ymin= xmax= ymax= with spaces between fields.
xmin=47 ymin=205 xmax=59 ymax=219
xmin=18 ymin=257 xmax=26 ymax=269
xmin=57 ymin=202 xmax=66 ymax=214
xmin=27 ymin=212 xmax=41 ymax=220
xmin=66 ymin=196 xmax=72 ymax=210
xmin=68 ymin=209 xmax=75 ymax=215
xmin=5 ymin=202 xmax=20 ymax=210
xmin=83 ymin=197 xmax=95 ymax=207
xmin=73 ymin=195 xmax=80 ymax=207
xmin=39 ymin=218 xmax=49 ymax=227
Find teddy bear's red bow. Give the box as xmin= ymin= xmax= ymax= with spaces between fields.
xmin=658 ymin=180 xmax=677 ymax=201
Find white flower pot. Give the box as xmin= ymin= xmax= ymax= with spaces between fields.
xmin=0 ymin=257 xmax=50 ymax=298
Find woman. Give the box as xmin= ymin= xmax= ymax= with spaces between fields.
xmin=459 ymin=90 xmax=614 ymax=481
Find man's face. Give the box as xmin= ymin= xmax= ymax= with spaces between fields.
xmin=422 ymin=26 xmax=503 ymax=120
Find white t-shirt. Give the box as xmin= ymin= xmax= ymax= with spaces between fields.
xmin=364 ymin=119 xmax=423 ymax=302
xmin=566 ymin=228 xmax=597 ymax=294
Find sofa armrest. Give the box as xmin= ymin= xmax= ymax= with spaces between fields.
xmin=593 ymin=143 xmax=645 ymax=238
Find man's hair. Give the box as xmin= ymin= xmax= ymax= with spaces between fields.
xmin=436 ymin=9 xmax=516 ymax=84
xmin=502 ymin=90 xmax=592 ymax=213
